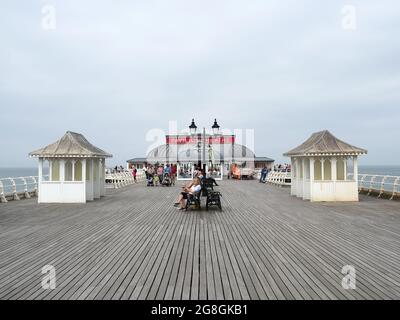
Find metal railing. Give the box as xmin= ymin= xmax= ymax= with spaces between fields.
xmin=0 ymin=176 xmax=45 ymax=203
xmin=0 ymin=170 xmax=147 ymax=203
xmin=348 ymin=174 xmax=400 ymax=200
xmin=105 ymin=170 xmax=146 ymax=189
xmin=265 ymin=171 xmax=292 ymax=186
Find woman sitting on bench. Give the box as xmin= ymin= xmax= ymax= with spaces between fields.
xmin=174 ymin=177 xmax=202 ymax=210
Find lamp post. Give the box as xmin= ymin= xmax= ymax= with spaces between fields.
xmin=188 ymin=119 xmax=221 ymax=173
xmin=189 ymin=119 xmax=197 ymax=135
xmin=203 ymin=127 xmax=206 ymax=172
xmin=212 ymin=119 xmax=220 ymax=135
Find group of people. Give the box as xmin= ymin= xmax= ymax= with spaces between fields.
xmin=274 ymin=163 xmax=292 ymax=172
xmin=144 ymin=164 xmax=177 ymax=186
xmin=112 ymin=165 xmax=125 ymax=173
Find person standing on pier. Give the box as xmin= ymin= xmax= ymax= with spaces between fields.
xmin=157 ymin=165 xmax=164 ymax=184
xmin=171 ymin=164 xmax=177 ymax=186
xmin=260 ymin=166 xmax=268 ymax=183
xmin=132 ymin=167 xmax=137 ymax=183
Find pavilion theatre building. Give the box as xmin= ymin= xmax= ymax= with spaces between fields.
xmin=127 ymin=119 xmax=274 ymax=181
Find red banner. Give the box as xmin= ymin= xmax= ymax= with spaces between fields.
xmin=166 ymin=136 xmax=235 ymax=145
xmin=207 ymin=136 xmax=235 ymax=144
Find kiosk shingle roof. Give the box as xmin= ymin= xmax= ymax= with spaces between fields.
xmin=283 ymin=130 xmax=367 ymax=156
xmin=29 ymin=131 xmax=113 ymax=158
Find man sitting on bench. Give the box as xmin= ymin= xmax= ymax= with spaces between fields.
xmin=174 ymin=177 xmax=202 ymax=210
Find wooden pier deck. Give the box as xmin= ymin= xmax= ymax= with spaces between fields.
xmin=0 ymin=181 xmax=399 ymax=300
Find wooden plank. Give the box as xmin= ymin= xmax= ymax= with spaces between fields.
xmin=0 ymin=180 xmax=400 ymax=300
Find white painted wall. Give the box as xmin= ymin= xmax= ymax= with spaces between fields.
xmin=303 ymin=180 xmax=311 ymax=200
xmin=311 ymin=181 xmax=358 ymax=202
xmin=39 ymin=182 xmax=86 ymax=203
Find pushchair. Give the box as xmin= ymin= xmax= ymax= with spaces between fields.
xmin=147 ymin=174 xmax=154 ymax=187
xmin=162 ymin=173 xmax=172 ymax=187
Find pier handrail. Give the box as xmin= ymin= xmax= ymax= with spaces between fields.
xmin=265 ymin=171 xmax=291 ymax=187
xmin=348 ymin=173 xmax=400 ymax=200
xmin=0 ymin=180 xmax=6 ymax=203
xmin=0 ymin=175 xmax=45 ymax=203
xmin=105 ymin=170 xmax=146 ymax=189
xmin=1 ymin=170 xmax=146 ymax=203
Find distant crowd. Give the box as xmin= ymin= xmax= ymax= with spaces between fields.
xmin=144 ymin=164 xmax=177 ymax=186
xmin=274 ymin=163 xmax=291 ymax=172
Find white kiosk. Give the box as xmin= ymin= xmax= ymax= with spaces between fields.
xmin=30 ymin=131 xmax=112 ymax=203
xmin=284 ymin=130 xmax=367 ymax=202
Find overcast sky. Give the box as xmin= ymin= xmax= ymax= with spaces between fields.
xmin=1 ymin=0 xmax=399 ymax=167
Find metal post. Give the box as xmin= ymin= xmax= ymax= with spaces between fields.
xmin=203 ymin=128 xmax=206 ymax=172
xmin=0 ymin=180 xmax=7 ymax=203
xmin=231 ymin=135 xmax=235 ymax=164
xmin=21 ymin=177 xmax=31 ymax=199
xmin=359 ymin=174 xmax=367 ymax=193
xmin=368 ymin=175 xmax=376 ymax=196
xmin=31 ymin=176 xmax=38 ymax=197
xmin=10 ymin=178 xmax=20 ymax=201
xmin=390 ymin=177 xmax=399 ymax=201
xmin=378 ymin=176 xmax=387 ymax=198
xmin=166 ymin=137 xmax=170 ymax=165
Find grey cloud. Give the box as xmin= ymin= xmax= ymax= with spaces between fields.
xmin=0 ymin=0 xmax=399 ymax=166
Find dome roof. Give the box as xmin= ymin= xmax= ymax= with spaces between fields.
xmin=145 ymin=143 xmax=255 ymax=164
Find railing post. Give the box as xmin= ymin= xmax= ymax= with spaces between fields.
xmin=359 ymin=175 xmax=367 ymax=193
xmin=118 ymin=174 xmax=122 ymax=188
xmin=368 ymin=175 xmax=376 ymax=196
xmin=114 ymin=175 xmax=118 ymax=189
xmin=10 ymin=178 xmax=20 ymax=201
xmin=21 ymin=177 xmax=31 ymax=199
xmin=115 ymin=174 xmax=119 ymax=188
xmin=31 ymin=176 xmax=38 ymax=197
xmin=129 ymin=172 xmax=133 ymax=185
xmin=0 ymin=180 xmax=7 ymax=203
xmin=390 ymin=177 xmax=399 ymax=201
xmin=378 ymin=176 xmax=387 ymax=198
